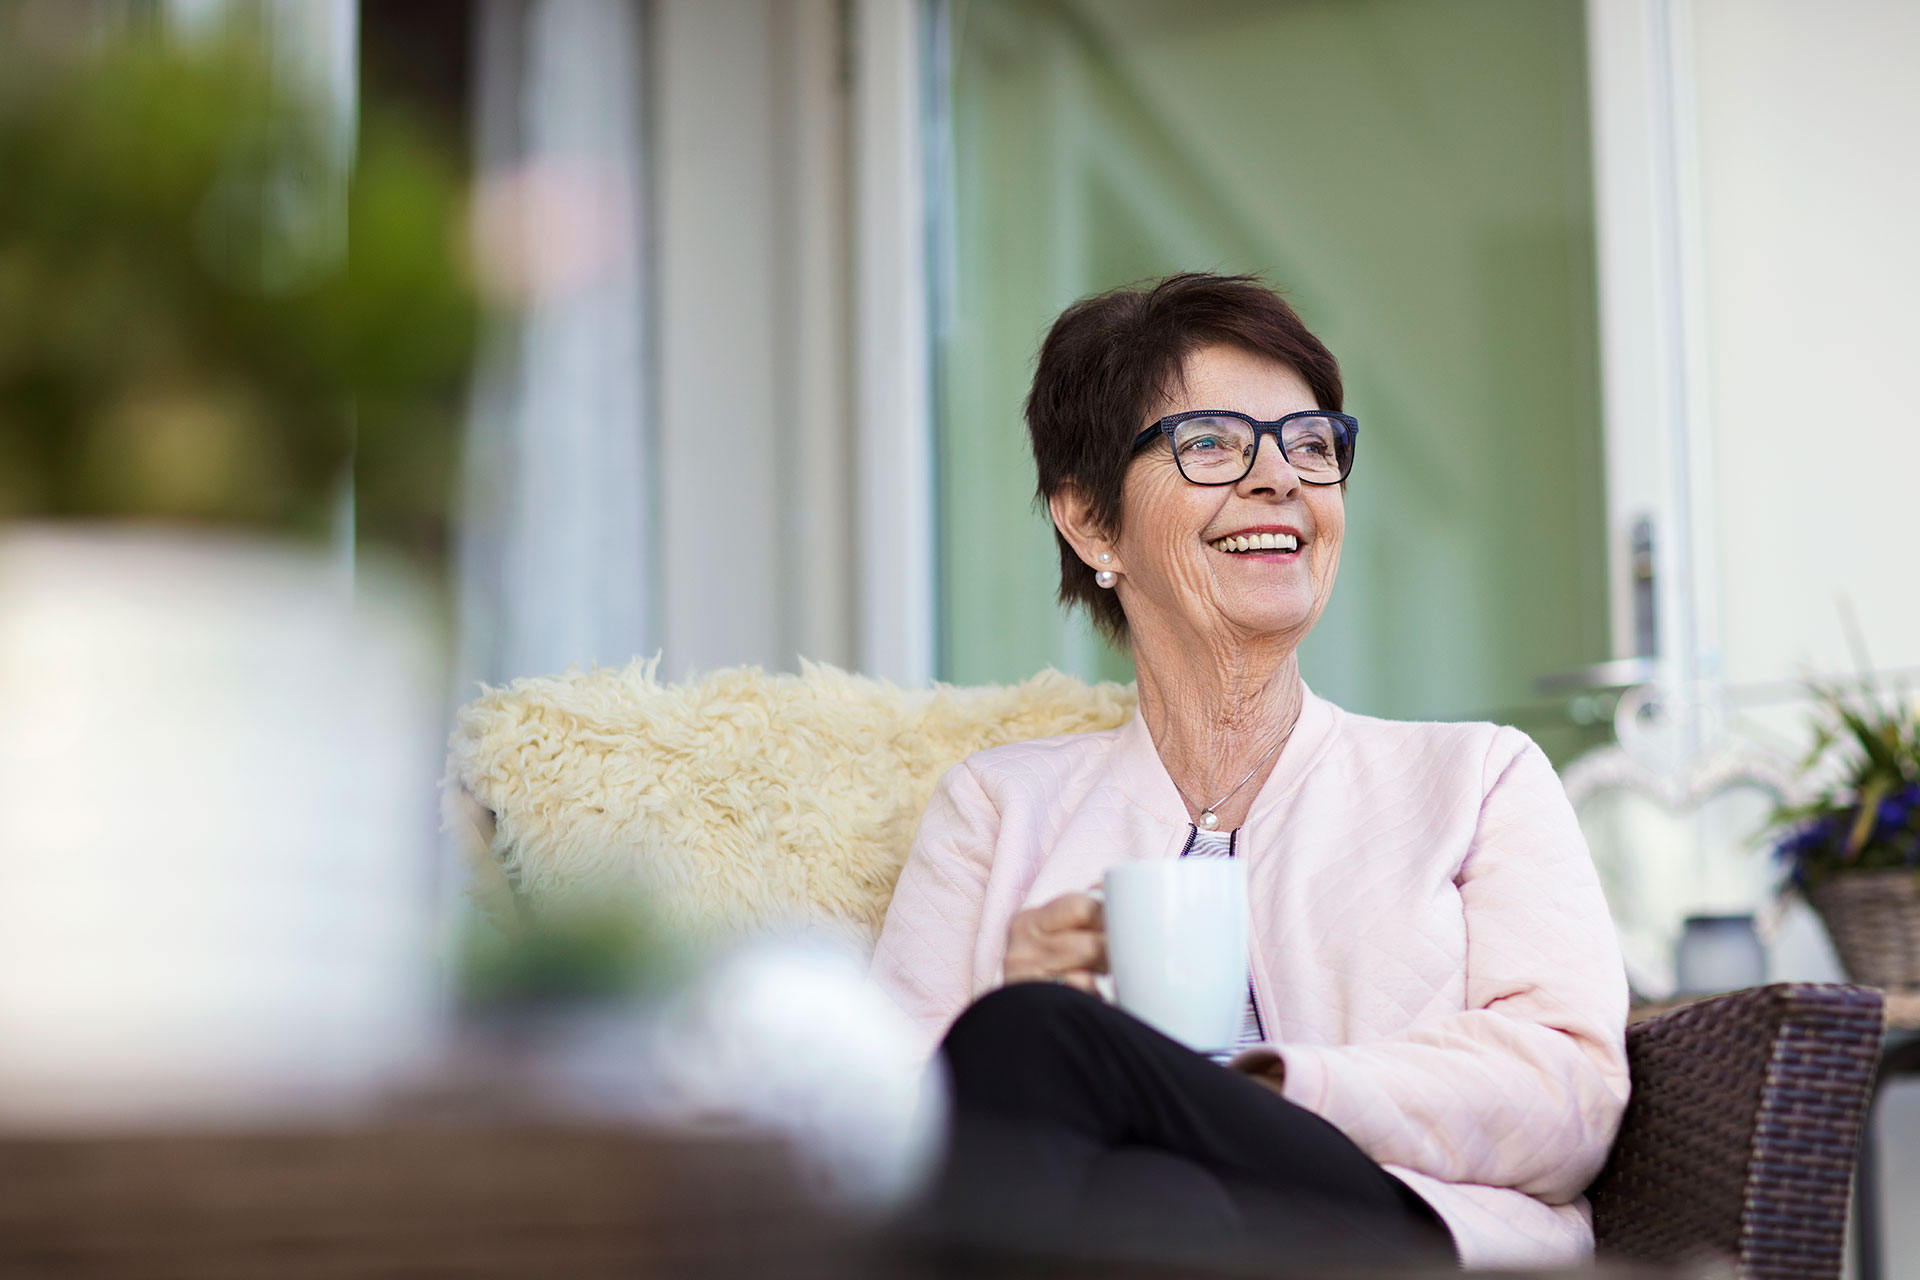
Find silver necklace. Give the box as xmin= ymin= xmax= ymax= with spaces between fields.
xmin=1171 ymin=724 xmax=1293 ymax=831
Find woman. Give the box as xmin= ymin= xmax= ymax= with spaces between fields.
xmin=869 ymin=273 xmax=1629 ymax=1269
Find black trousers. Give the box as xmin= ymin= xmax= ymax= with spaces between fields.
xmin=924 ymin=982 xmax=1457 ymax=1268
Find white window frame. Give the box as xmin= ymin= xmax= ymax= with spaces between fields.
xmin=852 ymin=0 xmax=937 ymax=687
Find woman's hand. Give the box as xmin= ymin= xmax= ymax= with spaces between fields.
xmin=1229 ymin=1048 xmax=1287 ymax=1094
xmin=1004 ymin=892 xmax=1107 ymax=995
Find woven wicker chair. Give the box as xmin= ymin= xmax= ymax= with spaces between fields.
xmin=1590 ymin=982 xmax=1886 ymax=1279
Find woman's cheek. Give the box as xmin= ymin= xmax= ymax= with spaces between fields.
xmin=1163 ymin=538 xmax=1212 ymax=600
xmin=1314 ymin=537 xmax=1343 ymax=606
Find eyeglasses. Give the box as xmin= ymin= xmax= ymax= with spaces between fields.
xmin=1130 ymin=410 xmax=1359 ymax=486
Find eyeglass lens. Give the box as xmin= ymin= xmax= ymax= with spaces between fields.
xmin=1171 ymin=415 xmax=1349 ymax=484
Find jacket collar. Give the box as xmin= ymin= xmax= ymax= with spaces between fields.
xmin=1111 ymin=682 xmax=1338 ymax=830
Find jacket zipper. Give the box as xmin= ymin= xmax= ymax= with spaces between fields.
xmin=1227 ymin=827 xmax=1269 ymax=1041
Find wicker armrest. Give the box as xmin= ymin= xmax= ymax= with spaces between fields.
xmin=1589 ymin=982 xmax=1886 ymax=1280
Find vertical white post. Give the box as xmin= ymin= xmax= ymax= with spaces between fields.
xmin=1586 ymin=0 xmax=1721 ymax=752
xmin=774 ymin=0 xmax=857 ymax=672
xmin=852 ymin=0 xmax=936 ymax=687
xmin=1590 ymin=0 xmax=1746 ymax=919
xmin=1650 ymin=0 xmax=1722 ymax=756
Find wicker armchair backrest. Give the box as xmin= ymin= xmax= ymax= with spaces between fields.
xmin=1589 ymin=983 xmax=1885 ymax=1280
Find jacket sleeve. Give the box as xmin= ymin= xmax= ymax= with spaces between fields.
xmin=1261 ymin=733 xmax=1631 ymax=1203
xmin=867 ymin=761 xmax=1002 ymax=1063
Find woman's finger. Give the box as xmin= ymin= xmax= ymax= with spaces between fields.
xmin=1035 ymin=892 xmax=1101 ymax=932
xmin=1054 ymin=969 xmax=1100 ymax=996
xmin=1050 ymin=929 xmax=1107 ymax=975
xmin=1003 ymin=893 xmax=1109 ymax=985
xmin=1017 ymin=931 xmax=1106 ymax=980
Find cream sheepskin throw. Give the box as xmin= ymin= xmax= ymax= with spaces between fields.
xmin=445 ymin=660 xmax=1137 ymax=947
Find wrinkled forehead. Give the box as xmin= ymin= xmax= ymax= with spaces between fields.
xmin=1149 ymin=343 xmax=1318 ymax=425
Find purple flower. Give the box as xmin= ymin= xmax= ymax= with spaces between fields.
xmin=1877 ymin=785 xmax=1918 ymax=830
xmin=1774 ymin=818 xmax=1836 ymax=868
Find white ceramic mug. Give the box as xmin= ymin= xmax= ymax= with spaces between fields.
xmin=1102 ymin=859 xmax=1249 ymax=1053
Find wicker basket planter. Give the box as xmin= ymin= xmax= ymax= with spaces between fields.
xmin=1806 ymin=870 xmax=1920 ymax=991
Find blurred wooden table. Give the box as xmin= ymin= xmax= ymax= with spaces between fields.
xmin=0 ymin=1114 xmax=1732 ymax=1280
xmin=0 ymin=1119 xmax=1728 ymax=1280
xmin=0 ymin=1121 xmax=858 ymax=1279
xmin=1880 ymin=989 xmax=1920 ymax=1032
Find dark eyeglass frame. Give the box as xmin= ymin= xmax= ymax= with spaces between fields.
xmin=1130 ymin=409 xmax=1360 ymax=486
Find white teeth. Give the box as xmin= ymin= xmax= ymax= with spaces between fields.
xmin=1209 ymin=532 xmax=1302 ymax=553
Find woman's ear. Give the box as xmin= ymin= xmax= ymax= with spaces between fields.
xmin=1048 ymin=484 xmax=1119 ymax=573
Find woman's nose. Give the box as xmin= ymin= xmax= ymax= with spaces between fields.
xmin=1237 ymin=431 xmax=1301 ymax=497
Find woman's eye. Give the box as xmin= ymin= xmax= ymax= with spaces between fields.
xmin=1184 ymin=436 xmax=1226 ymax=453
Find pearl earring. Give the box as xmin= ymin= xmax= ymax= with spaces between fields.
xmin=1097 ymin=552 xmax=1112 ymax=564
xmin=1095 ymin=569 xmax=1117 ymax=588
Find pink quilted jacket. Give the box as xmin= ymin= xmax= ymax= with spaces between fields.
xmin=868 ymin=688 xmax=1631 ymax=1267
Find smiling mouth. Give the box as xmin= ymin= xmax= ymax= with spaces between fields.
xmin=1209 ymin=532 xmax=1300 ymax=554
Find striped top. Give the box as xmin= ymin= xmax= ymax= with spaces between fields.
xmin=1181 ymin=825 xmax=1265 ymax=1058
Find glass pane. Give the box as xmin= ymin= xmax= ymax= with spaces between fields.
xmin=932 ymin=0 xmax=1608 ymax=759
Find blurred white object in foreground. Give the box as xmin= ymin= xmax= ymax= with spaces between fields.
xmin=0 ymin=526 xmax=446 ymax=1128
xmin=648 ymin=933 xmax=947 ymax=1215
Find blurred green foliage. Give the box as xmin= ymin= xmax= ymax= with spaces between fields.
xmin=461 ymin=898 xmax=685 ymax=1012
xmin=0 ymin=32 xmax=476 ymax=559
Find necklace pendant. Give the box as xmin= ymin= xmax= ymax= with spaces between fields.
xmin=1198 ymin=810 xmax=1220 ymax=831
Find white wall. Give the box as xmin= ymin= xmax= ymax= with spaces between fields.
xmin=1692 ymin=0 xmax=1920 ymax=692
xmin=1589 ymin=0 xmax=1920 ymax=697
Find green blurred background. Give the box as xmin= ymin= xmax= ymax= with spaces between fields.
xmin=934 ymin=0 xmax=1609 ymax=761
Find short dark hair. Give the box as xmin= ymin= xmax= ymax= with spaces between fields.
xmin=1024 ymin=272 xmax=1344 ymax=645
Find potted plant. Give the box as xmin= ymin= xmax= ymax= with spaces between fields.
xmin=1769 ymin=679 xmax=1920 ymax=990
xmin=0 ymin=28 xmax=480 ymax=1121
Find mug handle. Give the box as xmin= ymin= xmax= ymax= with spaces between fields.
xmin=1085 ymin=882 xmax=1116 ymax=1004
